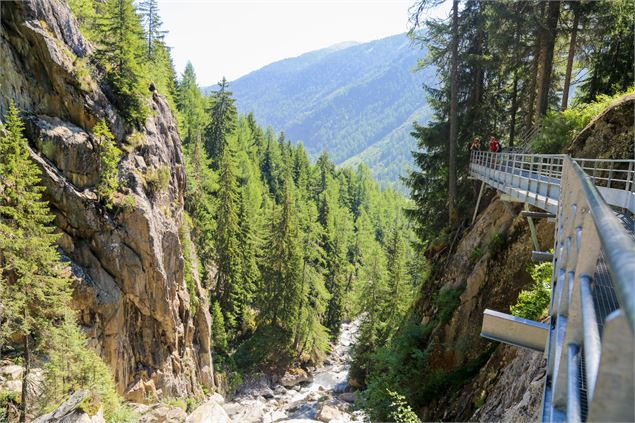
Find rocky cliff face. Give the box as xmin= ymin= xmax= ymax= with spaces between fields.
xmin=412 ymin=196 xmax=552 ymax=421
xmin=0 ymin=0 xmax=214 ymax=401
xmin=412 ymin=93 xmax=634 ymax=421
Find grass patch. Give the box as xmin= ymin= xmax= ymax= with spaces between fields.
xmin=143 ymin=165 xmax=170 ymax=194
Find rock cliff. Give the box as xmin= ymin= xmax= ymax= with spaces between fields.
xmin=411 ymin=93 xmax=634 ymax=421
xmin=0 ymin=0 xmax=214 ymax=401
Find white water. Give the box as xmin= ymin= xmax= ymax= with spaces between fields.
xmin=222 ymin=319 xmax=367 ymax=422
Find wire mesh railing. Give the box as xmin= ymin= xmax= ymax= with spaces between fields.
xmin=469 ymin=151 xmax=635 ymax=422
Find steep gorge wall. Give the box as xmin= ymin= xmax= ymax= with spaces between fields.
xmin=0 ymin=0 xmax=213 ymax=402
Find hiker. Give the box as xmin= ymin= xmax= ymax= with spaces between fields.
xmin=470 ymin=137 xmax=481 ymax=151
xmin=489 ymin=136 xmax=501 ymax=153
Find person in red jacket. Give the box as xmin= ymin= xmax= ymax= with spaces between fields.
xmin=489 ymin=136 xmax=501 ymax=153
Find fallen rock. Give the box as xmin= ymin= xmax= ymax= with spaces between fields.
xmin=32 ymin=391 xmax=105 ymax=423
xmin=338 ymin=392 xmax=358 ymax=403
xmin=186 ymin=399 xmax=232 ymax=423
xmin=138 ymin=404 xmax=187 ymax=423
xmin=280 ymin=368 xmax=311 ymax=388
xmin=315 ymin=402 xmax=346 ymax=423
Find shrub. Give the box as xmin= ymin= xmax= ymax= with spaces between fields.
xmin=385 ymin=389 xmax=421 ymax=423
xmin=93 ymin=120 xmax=121 ymax=203
xmin=486 ymin=233 xmax=506 ymax=255
xmin=469 ymin=246 xmax=484 ymax=261
xmin=436 ymin=286 xmax=463 ymax=323
xmin=511 ymin=260 xmax=552 ymax=320
xmin=39 ymin=316 xmax=121 ymax=420
xmin=143 ymin=165 xmax=170 ymax=194
xmin=179 ymin=219 xmax=199 ymax=314
xmin=531 ymin=87 xmax=635 ymax=154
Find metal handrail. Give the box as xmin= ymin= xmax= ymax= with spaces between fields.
xmin=571 ymin=158 xmax=635 ymax=333
xmin=470 ymin=151 xmax=635 ymax=422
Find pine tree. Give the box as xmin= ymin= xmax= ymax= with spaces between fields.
xmin=205 ymin=77 xmax=237 ymax=165
xmin=138 ymin=0 xmax=167 ymax=59
xmin=214 ymin=135 xmax=244 ymax=331
xmin=93 ymin=120 xmax=121 ymax=203
xmin=177 ymin=62 xmax=207 ymax=146
xmin=258 ymin=178 xmax=304 ymax=335
xmin=184 ymin=135 xmax=218 ymax=282
xmin=97 ymin=0 xmax=148 ymax=124
xmin=0 ymin=103 xmax=74 ymax=421
xmin=211 ymin=301 xmax=228 ymax=353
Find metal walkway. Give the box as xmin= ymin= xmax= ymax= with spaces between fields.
xmin=470 ymin=151 xmax=635 ymax=423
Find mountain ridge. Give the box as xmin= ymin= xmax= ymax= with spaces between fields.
xmin=206 ymin=33 xmax=434 ymax=189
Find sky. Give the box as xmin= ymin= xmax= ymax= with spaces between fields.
xmin=159 ymin=0 xmax=450 ymax=87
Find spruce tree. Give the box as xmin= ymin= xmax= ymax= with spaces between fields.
xmin=93 ymin=119 xmax=121 ymax=203
xmin=258 ymin=177 xmax=303 ymax=335
xmin=138 ymin=0 xmax=167 ymax=59
xmin=214 ymin=135 xmax=244 ymax=331
xmin=177 ymin=62 xmax=207 ymax=146
xmin=205 ymin=77 xmax=237 ymax=165
xmin=184 ymin=135 xmax=218 ymax=281
xmin=0 ymin=103 xmax=74 ymax=421
xmin=97 ymin=0 xmax=148 ymax=124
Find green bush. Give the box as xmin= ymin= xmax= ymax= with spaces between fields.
xmin=143 ymin=165 xmax=170 ymax=194
xmin=486 ymin=233 xmax=506 ymax=255
xmin=385 ymin=389 xmax=421 ymax=423
xmin=511 ymin=260 xmax=552 ymax=320
xmin=531 ymin=87 xmax=635 ymax=154
xmin=179 ymin=218 xmax=199 ymax=314
xmin=93 ymin=120 xmax=121 ymax=203
xmin=436 ymin=286 xmax=463 ymax=324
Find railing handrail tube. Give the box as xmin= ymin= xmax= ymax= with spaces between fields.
xmin=569 ymin=157 xmax=635 ymax=333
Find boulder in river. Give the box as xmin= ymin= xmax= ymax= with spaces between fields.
xmin=280 ymin=368 xmax=311 ymax=388
xmin=186 ymin=399 xmax=231 ymax=423
xmin=338 ymin=392 xmax=358 ymax=403
xmin=316 ymin=400 xmax=346 ymax=423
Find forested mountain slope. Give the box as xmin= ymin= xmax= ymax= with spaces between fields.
xmin=222 ymin=34 xmax=434 ymax=188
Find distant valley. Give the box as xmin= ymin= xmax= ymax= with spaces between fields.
xmin=206 ymin=33 xmax=434 ymax=189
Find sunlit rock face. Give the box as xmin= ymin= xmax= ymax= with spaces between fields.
xmin=0 ymin=0 xmax=214 ymax=401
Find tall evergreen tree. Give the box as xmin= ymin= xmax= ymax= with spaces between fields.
xmin=177 ymin=62 xmax=207 ymax=146
xmin=97 ymin=0 xmax=148 ymax=124
xmin=0 ymin=103 xmax=74 ymax=421
xmin=205 ymin=77 xmax=237 ymax=165
xmin=214 ymin=136 xmax=244 ymax=330
xmin=138 ymin=0 xmax=166 ymax=59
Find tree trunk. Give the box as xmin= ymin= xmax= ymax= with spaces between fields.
xmin=19 ymin=334 xmax=30 ymax=423
xmin=561 ymin=4 xmax=579 ymax=110
xmin=448 ymin=0 xmax=459 ymax=227
xmin=525 ymin=1 xmax=546 ymax=128
xmin=509 ymin=25 xmax=521 ymax=146
xmin=293 ymin=260 xmax=307 ymax=351
xmin=535 ymin=0 xmax=561 ymax=117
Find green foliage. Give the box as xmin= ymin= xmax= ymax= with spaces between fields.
xmin=93 ymin=120 xmax=121 ymax=202
xmin=179 ymin=218 xmax=199 ymax=314
xmin=385 ymin=390 xmax=422 ymax=423
xmin=234 ymin=325 xmax=294 ymax=372
xmin=578 ymin=0 xmax=634 ymax=102
xmin=40 ymin=316 xmax=120 ymax=419
xmin=96 ymin=0 xmax=149 ymax=125
xmin=469 ymin=246 xmax=484 ymax=261
xmin=436 ymin=286 xmax=463 ymax=324
xmin=205 ymin=78 xmax=237 ymax=164
xmin=486 ymin=233 xmax=507 ymax=255
xmin=143 ymin=165 xmax=170 ymax=194
xmin=532 ymin=87 xmax=635 ymax=153
xmin=211 ymin=301 xmax=228 ymax=353
xmin=0 ymin=102 xmax=123 ymax=420
xmin=511 ymin=260 xmax=552 ymax=320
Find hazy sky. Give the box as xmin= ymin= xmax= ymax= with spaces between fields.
xmin=159 ymin=0 xmax=450 ymax=87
